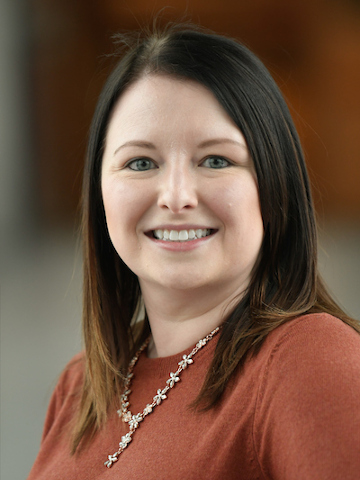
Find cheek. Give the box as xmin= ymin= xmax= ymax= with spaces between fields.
xmin=206 ymin=176 xmax=262 ymax=230
xmin=101 ymin=179 xmax=140 ymax=236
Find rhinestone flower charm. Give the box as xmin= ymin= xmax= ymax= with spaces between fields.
xmin=104 ymin=453 xmax=118 ymax=468
xmin=178 ymin=354 xmax=193 ymax=369
xmin=153 ymin=388 xmax=167 ymax=405
xmin=122 ymin=411 xmax=132 ymax=422
xmin=119 ymin=433 xmax=132 ymax=449
xmin=143 ymin=404 xmax=153 ymax=415
xmin=167 ymin=372 xmax=180 ymax=388
xmin=129 ymin=413 xmax=143 ymax=430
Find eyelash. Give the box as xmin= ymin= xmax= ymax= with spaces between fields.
xmin=125 ymin=155 xmax=232 ymax=171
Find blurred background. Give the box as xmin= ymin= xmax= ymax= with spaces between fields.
xmin=1 ymin=0 xmax=359 ymax=478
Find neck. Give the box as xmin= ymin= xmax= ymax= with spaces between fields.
xmin=140 ymin=282 xmax=245 ymax=358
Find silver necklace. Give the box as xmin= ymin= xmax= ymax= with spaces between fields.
xmin=104 ymin=326 xmax=220 ymax=468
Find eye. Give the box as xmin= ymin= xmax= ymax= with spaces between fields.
xmin=127 ymin=158 xmax=157 ymax=171
xmin=201 ymin=156 xmax=231 ymax=169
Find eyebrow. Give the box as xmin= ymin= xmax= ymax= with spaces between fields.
xmin=198 ymin=138 xmax=247 ymax=150
xmin=113 ymin=137 xmax=247 ymax=156
xmin=114 ymin=141 xmax=156 ymax=156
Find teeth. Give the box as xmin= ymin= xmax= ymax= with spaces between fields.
xmin=169 ymin=230 xmax=179 ymax=241
xmin=178 ymin=230 xmax=188 ymax=241
xmin=153 ymin=229 xmax=212 ymax=242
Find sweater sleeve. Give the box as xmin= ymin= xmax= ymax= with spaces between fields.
xmin=254 ymin=314 xmax=360 ymax=480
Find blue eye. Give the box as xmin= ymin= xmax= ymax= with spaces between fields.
xmin=127 ymin=158 xmax=156 ymax=171
xmin=201 ymin=156 xmax=230 ymax=169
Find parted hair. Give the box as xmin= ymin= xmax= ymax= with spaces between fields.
xmin=74 ymin=24 xmax=359 ymax=451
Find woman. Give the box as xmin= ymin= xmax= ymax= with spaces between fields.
xmin=28 ymin=25 xmax=360 ymax=479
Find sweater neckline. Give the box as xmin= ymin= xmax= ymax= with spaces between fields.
xmin=136 ymin=334 xmax=219 ymax=377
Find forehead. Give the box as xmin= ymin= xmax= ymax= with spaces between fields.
xmin=112 ymin=74 xmax=219 ymax=113
xmin=105 ymin=74 xmax=243 ymax=149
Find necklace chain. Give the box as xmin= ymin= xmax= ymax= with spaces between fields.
xmin=104 ymin=326 xmax=220 ymax=468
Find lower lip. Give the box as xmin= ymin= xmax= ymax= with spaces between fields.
xmin=146 ymin=233 xmax=215 ymax=251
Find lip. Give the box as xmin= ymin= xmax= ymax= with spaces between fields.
xmin=146 ymin=224 xmax=215 ymax=231
xmin=144 ymin=225 xmax=218 ymax=251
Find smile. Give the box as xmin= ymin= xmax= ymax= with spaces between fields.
xmin=152 ymin=228 xmax=214 ymax=242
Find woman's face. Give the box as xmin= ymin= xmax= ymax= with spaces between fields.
xmin=101 ymin=75 xmax=264 ymax=298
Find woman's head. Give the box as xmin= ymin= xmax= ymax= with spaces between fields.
xmin=101 ymin=74 xmax=264 ymax=304
xmin=83 ymin=26 xmax=316 ymax=323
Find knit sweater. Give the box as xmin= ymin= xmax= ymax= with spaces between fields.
xmin=27 ymin=313 xmax=360 ymax=480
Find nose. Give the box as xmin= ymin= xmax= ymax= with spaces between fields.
xmin=157 ymin=162 xmax=198 ymax=213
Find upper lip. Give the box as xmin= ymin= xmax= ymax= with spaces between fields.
xmin=146 ymin=224 xmax=216 ymax=232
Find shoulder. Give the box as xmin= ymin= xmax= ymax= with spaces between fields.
xmin=263 ymin=312 xmax=360 ymax=361
xmin=272 ymin=311 xmax=358 ymax=337
xmin=56 ymin=352 xmax=85 ymax=398
xmin=257 ymin=313 xmax=360 ymax=391
xmin=41 ymin=352 xmax=85 ymax=440
xmin=252 ymin=313 xmax=360 ymax=478
xmin=48 ymin=353 xmax=85 ymax=418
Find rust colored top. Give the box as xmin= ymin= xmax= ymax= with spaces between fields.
xmin=28 ymin=313 xmax=360 ymax=480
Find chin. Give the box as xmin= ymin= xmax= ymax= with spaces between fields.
xmin=142 ymin=272 xmax=212 ymax=293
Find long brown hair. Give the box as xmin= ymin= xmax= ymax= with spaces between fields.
xmin=74 ymin=25 xmax=359 ymax=451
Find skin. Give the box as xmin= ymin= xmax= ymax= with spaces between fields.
xmin=101 ymin=74 xmax=264 ymax=358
